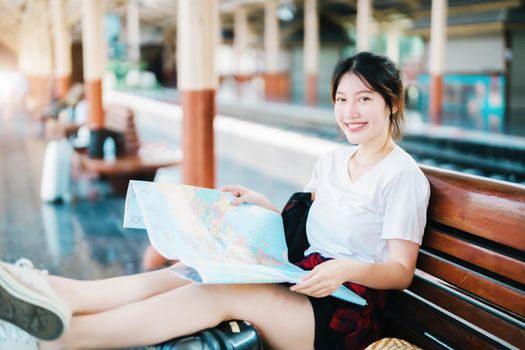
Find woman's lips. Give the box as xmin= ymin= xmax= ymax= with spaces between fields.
xmin=345 ymin=122 xmax=367 ymax=132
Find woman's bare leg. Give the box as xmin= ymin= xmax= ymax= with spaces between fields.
xmin=44 ymin=283 xmax=315 ymax=350
xmin=48 ymin=265 xmax=190 ymax=314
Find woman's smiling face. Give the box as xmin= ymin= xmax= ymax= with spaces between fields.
xmin=334 ymin=73 xmax=392 ymax=147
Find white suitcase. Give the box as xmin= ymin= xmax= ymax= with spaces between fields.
xmin=40 ymin=138 xmax=72 ymax=202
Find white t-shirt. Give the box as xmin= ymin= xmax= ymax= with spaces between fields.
xmin=303 ymin=145 xmax=430 ymax=263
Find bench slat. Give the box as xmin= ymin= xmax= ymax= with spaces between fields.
xmin=417 ymin=252 xmax=525 ymax=317
xmin=421 ymin=166 xmax=525 ymax=251
xmin=423 ymin=228 xmax=525 ymax=285
xmin=386 ymin=290 xmax=506 ymax=350
xmin=409 ymin=275 xmax=525 ymax=348
xmin=382 ymin=318 xmax=443 ymax=350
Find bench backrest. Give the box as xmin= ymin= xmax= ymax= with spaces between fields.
xmin=104 ymin=104 xmax=140 ymax=157
xmin=384 ymin=165 xmax=525 ymax=349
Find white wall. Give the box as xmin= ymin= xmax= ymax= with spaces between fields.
xmin=427 ymin=34 xmax=504 ymax=73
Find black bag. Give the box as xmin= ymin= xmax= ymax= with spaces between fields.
xmin=156 ymin=320 xmax=262 ymax=350
xmin=281 ymin=192 xmax=312 ymax=263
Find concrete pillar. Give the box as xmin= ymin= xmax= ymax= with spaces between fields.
xmin=82 ymin=0 xmax=105 ymax=129
xmin=356 ymin=0 xmax=372 ymax=52
xmin=265 ymin=0 xmax=279 ymax=74
xmin=429 ymin=0 xmax=447 ymax=124
xmin=21 ymin=0 xmax=53 ymax=107
xmin=18 ymin=3 xmax=34 ymax=92
xmin=178 ymin=0 xmax=219 ymax=188
xmin=234 ymin=6 xmax=250 ymax=88
xmin=304 ymin=0 xmax=319 ymax=105
xmin=50 ymin=0 xmax=72 ymax=99
xmin=264 ymin=0 xmax=288 ymax=101
xmin=386 ymin=22 xmax=400 ymax=64
xmin=127 ymin=0 xmax=141 ymax=67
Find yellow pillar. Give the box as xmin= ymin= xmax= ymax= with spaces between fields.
xmin=178 ymin=0 xmax=219 ymax=188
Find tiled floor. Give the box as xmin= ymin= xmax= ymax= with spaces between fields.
xmin=0 ymin=106 xmax=150 ymax=279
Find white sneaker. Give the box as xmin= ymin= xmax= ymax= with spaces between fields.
xmin=0 ymin=259 xmax=71 ymax=340
xmin=0 ymin=319 xmax=39 ymax=350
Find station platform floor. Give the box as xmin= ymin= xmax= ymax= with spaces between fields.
xmin=0 ymin=107 xmax=150 ymax=280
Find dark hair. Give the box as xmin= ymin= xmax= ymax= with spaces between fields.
xmin=330 ymin=52 xmax=405 ymax=140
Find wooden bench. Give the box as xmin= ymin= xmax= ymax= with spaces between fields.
xmin=78 ymin=104 xmax=182 ymax=195
xmin=382 ymin=165 xmax=525 ymax=349
xmin=157 ymin=165 xmax=524 ymax=349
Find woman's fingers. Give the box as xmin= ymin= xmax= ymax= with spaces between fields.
xmin=220 ymin=187 xmax=260 ymax=206
xmin=233 ymin=193 xmax=259 ymax=205
xmin=220 ymin=185 xmax=244 ymax=196
xmin=290 ymin=268 xmax=340 ymax=297
xmin=290 ymin=272 xmax=320 ymax=292
xmin=291 ymin=282 xmax=328 ymax=298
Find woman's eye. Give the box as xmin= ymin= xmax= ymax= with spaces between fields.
xmin=336 ymin=97 xmax=346 ymax=102
xmin=358 ymin=96 xmax=370 ymax=102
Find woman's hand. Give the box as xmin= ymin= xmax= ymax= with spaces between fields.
xmin=290 ymin=259 xmax=350 ymax=298
xmin=221 ymin=185 xmax=280 ymax=213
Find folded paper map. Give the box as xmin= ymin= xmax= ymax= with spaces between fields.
xmin=123 ymin=180 xmax=366 ymax=306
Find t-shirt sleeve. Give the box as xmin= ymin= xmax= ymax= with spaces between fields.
xmin=381 ymin=170 xmax=431 ymax=245
xmin=303 ymin=157 xmax=321 ymax=192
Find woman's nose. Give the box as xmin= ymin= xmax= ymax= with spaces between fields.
xmin=343 ymin=101 xmax=358 ymax=118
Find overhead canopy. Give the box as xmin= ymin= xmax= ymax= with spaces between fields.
xmin=0 ymin=0 xmax=523 ymax=56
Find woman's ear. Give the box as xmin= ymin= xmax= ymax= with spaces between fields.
xmin=391 ymin=103 xmax=399 ymax=115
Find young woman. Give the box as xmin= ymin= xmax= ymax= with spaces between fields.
xmin=0 ymin=52 xmax=430 ymax=350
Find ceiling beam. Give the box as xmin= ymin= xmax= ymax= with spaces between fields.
xmin=411 ymin=0 xmax=522 ymax=20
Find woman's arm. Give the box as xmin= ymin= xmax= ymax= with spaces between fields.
xmin=290 ymin=239 xmax=419 ymax=297
xmin=221 ymin=185 xmax=280 ymax=213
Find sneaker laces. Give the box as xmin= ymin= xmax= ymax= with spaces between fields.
xmin=10 ymin=258 xmax=49 ymax=289
xmin=14 ymin=258 xmax=48 ymax=274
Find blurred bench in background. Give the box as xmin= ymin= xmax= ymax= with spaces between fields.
xmin=78 ymin=104 xmax=182 ymax=195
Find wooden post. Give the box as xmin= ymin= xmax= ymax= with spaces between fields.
xmin=50 ymin=0 xmax=72 ymax=99
xmin=356 ymin=0 xmax=372 ymax=52
xmin=429 ymin=0 xmax=447 ymax=125
xmin=82 ymin=0 xmax=105 ymax=129
xmin=162 ymin=26 xmax=176 ymax=86
xmin=178 ymin=0 xmax=218 ymax=188
xmin=304 ymin=0 xmax=319 ymax=105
